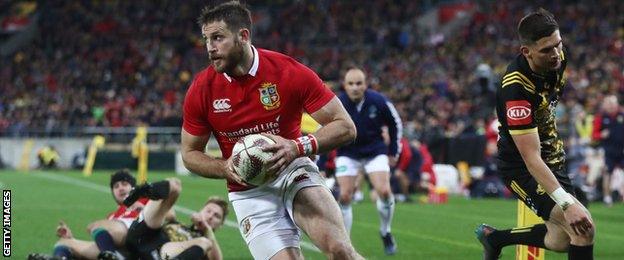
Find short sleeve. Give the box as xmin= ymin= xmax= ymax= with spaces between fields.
xmin=295 ymin=63 xmax=335 ymax=114
xmin=182 ymin=77 xmax=213 ymax=136
xmin=499 ymin=82 xmax=537 ymax=135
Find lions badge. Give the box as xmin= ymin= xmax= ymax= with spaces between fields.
xmin=241 ymin=217 xmax=252 ymax=237
xmin=259 ymin=83 xmax=280 ymax=110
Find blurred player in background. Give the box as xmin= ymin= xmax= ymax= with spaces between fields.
xmin=123 ymin=178 xmax=226 ymax=260
xmin=592 ymin=95 xmax=624 ymax=206
xmin=37 ymin=145 xmax=60 ymax=169
xmin=28 ymin=169 xmax=148 ymax=260
xmin=180 ymin=1 xmax=362 ymax=259
xmin=393 ymin=137 xmax=419 ymax=203
xmin=476 ymin=9 xmax=594 ymax=260
xmin=335 ymin=67 xmax=402 ymax=255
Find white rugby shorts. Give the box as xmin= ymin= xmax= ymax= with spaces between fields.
xmin=335 ymin=154 xmax=390 ymax=177
xmin=116 ymin=218 xmax=135 ymax=229
xmin=228 ymin=157 xmax=328 ymax=260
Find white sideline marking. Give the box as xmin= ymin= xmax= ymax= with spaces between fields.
xmin=32 ymin=172 xmax=321 ymax=253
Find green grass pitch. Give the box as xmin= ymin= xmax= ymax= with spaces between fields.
xmin=1 ymin=170 xmax=622 ymax=259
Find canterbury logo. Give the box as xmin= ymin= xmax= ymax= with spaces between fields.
xmin=213 ymin=99 xmax=232 ymax=113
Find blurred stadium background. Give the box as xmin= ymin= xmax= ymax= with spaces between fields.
xmin=0 ymin=0 xmax=623 ymax=259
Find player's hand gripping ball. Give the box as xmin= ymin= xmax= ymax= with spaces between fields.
xmin=231 ymin=134 xmax=276 ymax=186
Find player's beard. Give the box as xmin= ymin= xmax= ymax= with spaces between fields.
xmin=220 ymin=39 xmax=245 ymax=75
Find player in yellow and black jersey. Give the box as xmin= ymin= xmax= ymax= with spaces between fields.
xmin=496 ymin=41 xmax=567 ymax=173
xmin=475 ymin=9 xmax=595 ymax=260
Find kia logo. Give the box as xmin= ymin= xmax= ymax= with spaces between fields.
xmin=213 ymin=99 xmax=232 ymax=112
xmin=507 ymin=106 xmax=531 ymax=120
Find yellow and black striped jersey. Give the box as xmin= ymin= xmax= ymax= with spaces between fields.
xmin=496 ymin=49 xmax=567 ymax=172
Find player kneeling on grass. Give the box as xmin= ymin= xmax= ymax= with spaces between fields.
xmin=28 ymin=169 xmax=148 ymax=260
xmin=476 ymin=9 xmax=594 ymax=260
xmin=123 ymin=178 xmax=227 ymax=260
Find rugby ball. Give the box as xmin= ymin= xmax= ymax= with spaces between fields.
xmin=231 ymin=134 xmax=276 ymax=186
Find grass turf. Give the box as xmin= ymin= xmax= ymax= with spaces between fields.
xmin=1 ymin=169 xmax=622 ymax=259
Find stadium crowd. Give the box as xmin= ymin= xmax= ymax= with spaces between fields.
xmin=0 ymin=1 xmax=623 ymax=199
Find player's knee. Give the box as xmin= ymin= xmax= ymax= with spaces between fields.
xmin=168 ymin=178 xmax=182 ymax=196
xmin=86 ymin=219 xmax=104 ymax=233
xmin=326 ymin=240 xmax=354 ymax=258
xmin=574 ymin=212 xmax=595 ymax=243
xmin=107 ymin=227 xmax=127 ymax=243
xmin=377 ymin=188 xmax=392 ymax=199
xmin=547 ymin=238 xmax=569 ymax=252
xmin=86 ymin=223 xmax=96 ymax=234
xmin=573 ymin=227 xmax=595 ymax=245
xmin=565 ymin=225 xmax=594 ymax=246
xmin=586 ymin=224 xmax=595 ymax=241
xmin=339 ymin=192 xmax=352 ymax=204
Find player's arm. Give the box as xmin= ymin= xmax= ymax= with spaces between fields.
xmin=512 ymin=132 xmax=593 ymax=234
xmin=309 ymin=97 xmax=357 ymax=153
xmin=504 ymin=80 xmax=591 ymax=234
xmin=191 ymin=213 xmax=222 ymax=260
xmin=503 ymin=83 xmax=569 ymax=199
xmin=181 ymin=76 xmax=242 ymax=183
xmin=206 ymin=235 xmax=222 ymax=260
xmin=382 ymin=99 xmax=403 ymax=164
xmin=180 ymin=130 xmax=243 ymax=183
xmin=201 ymin=222 xmax=223 ymax=260
xmin=512 ymin=133 xmax=566 ymax=195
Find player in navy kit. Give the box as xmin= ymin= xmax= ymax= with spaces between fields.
xmin=335 ymin=67 xmax=402 ymax=255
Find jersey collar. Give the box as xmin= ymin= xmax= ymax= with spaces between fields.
xmin=517 ymin=54 xmax=541 ymax=80
xmin=223 ymin=45 xmax=259 ymax=82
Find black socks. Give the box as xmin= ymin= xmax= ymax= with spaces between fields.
xmin=568 ymin=244 xmax=593 ymax=260
xmin=488 ymin=224 xmax=547 ymax=249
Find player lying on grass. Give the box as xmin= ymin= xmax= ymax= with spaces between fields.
xmin=28 ymin=169 xmax=149 ymax=260
xmin=122 ymin=178 xmax=227 ymax=260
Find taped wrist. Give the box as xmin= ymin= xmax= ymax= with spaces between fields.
xmin=293 ymin=134 xmax=318 ymax=156
xmin=548 ymin=187 xmax=575 ymax=210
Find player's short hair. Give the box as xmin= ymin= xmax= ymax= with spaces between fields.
xmin=517 ymin=8 xmax=559 ymax=45
xmin=110 ymin=169 xmax=136 ymax=189
xmin=197 ymin=1 xmax=252 ymax=35
xmin=205 ymin=196 xmax=229 ymax=222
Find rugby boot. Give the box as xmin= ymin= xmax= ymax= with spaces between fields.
xmin=381 ymin=232 xmax=397 ymax=255
xmin=475 ymin=223 xmax=502 ymax=260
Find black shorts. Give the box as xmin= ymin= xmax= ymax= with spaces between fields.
xmin=499 ymin=167 xmax=575 ymax=221
xmin=605 ymin=154 xmax=624 ymax=173
xmin=125 ymin=220 xmax=168 ymax=260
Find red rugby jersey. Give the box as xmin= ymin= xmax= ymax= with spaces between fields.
xmin=183 ymin=46 xmax=335 ymax=191
xmin=107 ymin=197 xmax=148 ymax=220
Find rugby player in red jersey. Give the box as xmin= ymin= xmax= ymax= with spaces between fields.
xmin=181 ymin=2 xmax=362 ymax=259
